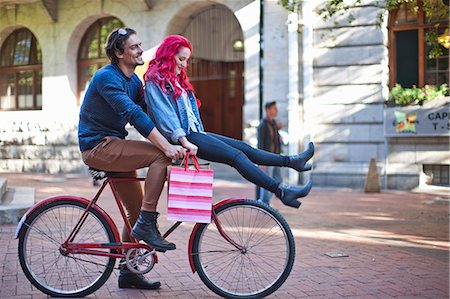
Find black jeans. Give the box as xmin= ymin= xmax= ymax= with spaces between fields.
xmin=187 ymin=132 xmax=289 ymax=195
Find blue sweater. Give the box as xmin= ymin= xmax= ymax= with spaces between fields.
xmin=78 ymin=64 xmax=155 ymax=151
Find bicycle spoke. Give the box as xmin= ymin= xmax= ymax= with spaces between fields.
xmin=24 ymin=221 xmax=63 ymax=247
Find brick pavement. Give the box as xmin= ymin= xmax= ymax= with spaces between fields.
xmin=0 ymin=172 xmax=448 ymax=299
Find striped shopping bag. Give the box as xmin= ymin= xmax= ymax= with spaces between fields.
xmin=167 ymin=154 xmax=213 ymax=223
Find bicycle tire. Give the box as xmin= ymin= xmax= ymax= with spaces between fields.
xmin=191 ymin=199 xmax=295 ymax=299
xmin=18 ymin=199 xmax=117 ymax=297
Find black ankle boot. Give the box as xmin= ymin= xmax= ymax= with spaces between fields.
xmin=131 ymin=211 xmax=176 ymax=252
xmin=288 ymin=142 xmax=315 ymax=172
xmin=277 ymin=181 xmax=313 ymax=208
xmin=118 ymin=263 xmax=161 ymax=290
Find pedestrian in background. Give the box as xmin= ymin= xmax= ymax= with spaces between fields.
xmin=257 ymin=101 xmax=283 ymax=205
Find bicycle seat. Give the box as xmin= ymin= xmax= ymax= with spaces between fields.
xmin=88 ymin=167 xmax=110 ymax=181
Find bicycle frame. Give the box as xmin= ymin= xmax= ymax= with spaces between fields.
xmin=60 ymin=177 xmax=154 ymax=259
xmin=16 ymin=175 xmax=247 ymax=270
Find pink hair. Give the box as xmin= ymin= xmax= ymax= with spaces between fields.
xmin=144 ymin=35 xmax=195 ymax=99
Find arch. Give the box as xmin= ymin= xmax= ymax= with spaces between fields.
xmin=166 ymin=3 xmax=245 ymax=140
xmin=0 ymin=27 xmax=42 ymax=111
xmin=76 ymin=16 xmax=125 ymax=104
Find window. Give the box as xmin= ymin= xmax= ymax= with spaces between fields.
xmin=0 ymin=28 xmax=42 ymax=110
xmin=423 ymin=164 xmax=449 ymax=186
xmin=389 ymin=0 xmax=449 ymax=88
xmin=77 ymin=17 xmax=124 ymax=104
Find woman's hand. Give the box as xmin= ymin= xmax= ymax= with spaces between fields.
xmin=184 ymin=142 xmax=198 ymax=156
xmin=179 ymin=137 xmax=198 ymax=156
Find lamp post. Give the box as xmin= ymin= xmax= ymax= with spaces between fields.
xmin=259 ymin=0 xmax=264 ymax=120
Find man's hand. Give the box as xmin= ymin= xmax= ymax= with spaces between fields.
xmin=277 ymin=121 xmax=284 ymax=130
xmin=164 ymin=144 xmax=186 ymax=160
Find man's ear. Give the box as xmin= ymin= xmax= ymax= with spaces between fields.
xmin=115 ymin=50 xmax=124 ymax=60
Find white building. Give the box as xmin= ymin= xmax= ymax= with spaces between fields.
xmin=0 ymin=0 xmax=448 ymax=190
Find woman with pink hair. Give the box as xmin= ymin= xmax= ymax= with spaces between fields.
xmin=135 ymin=36 xmax=313 ymax=242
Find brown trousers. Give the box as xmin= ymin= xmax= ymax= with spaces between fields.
xmin=81 ymin=137 xmax=170 ymax=242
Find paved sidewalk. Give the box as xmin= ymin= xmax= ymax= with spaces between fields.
xmin=0 ymin=171 xmax=448 ymax=299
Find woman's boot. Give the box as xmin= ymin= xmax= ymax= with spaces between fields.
xmin=131 ymin=211 xmax=176 ymax=252
xmin=288 ymin=142 xmax=314 ymax=172
xmin=276 ymin=181 xmax=313 ymax=208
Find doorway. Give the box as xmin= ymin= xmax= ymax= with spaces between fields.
xmin=182 ymin=5 xmax=244 ymax=140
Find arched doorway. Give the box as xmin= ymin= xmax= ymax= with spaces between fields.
xmin=181 ymin=5 xmax=245 ymax=140
xmin=77 ymin=17 xmax=124 ymax=104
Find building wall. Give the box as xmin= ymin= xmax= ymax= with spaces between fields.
xmin=3 ymin=0 xmax=445 ymax=189
xmin=303 ymin=0 xmax=450 ymax=189
xmin=0 ymin=0 xmax=294 ymax=175
xmin=302 ymin=0 xmax=388 ymax=188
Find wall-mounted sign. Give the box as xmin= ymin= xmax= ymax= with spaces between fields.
xmin=384 ymin=106 xmax=449 ymax=136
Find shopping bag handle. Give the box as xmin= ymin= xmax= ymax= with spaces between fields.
xmin=181 ymin=152 xmax=201 ymax=171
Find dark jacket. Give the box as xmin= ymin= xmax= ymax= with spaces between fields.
xmin=257 ymin=117 xmax=281 ymax=154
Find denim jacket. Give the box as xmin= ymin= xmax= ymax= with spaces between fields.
xmin=144 ymin=80 xmax=205 ymax=144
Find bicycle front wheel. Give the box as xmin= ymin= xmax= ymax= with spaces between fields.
xmin=192 ymin=199 xmax=296 ymax=299
xmin=18 ymin=199 xmax=117 ymax=297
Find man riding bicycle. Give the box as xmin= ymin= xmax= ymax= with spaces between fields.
xmin=78 ymin=27 xmax=185 ymax=290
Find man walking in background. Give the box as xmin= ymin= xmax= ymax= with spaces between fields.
xmin=257 ymin=101 xmax=283 ymax=205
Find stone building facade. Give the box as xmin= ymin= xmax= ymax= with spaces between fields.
xmin=0 ymin=0 xmax=269 ymax=172
xmin=302 ymin=0 xmax=389 ymax=188
xmin=0 ymin=0 xmax=448 ymax=190
xmin=302 ymin=0 xmax=449 ymax=189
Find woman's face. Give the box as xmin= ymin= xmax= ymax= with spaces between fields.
xmin=174 ymin=46 xmax=191 ymax=75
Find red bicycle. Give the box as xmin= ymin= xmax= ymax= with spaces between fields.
xmin=15 ymin=170 xmax=295 ymax=298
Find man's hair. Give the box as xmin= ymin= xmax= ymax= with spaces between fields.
xmin=105 ymin=28 xmax=137 ymax=65
xmin=265 ymin=101 xmax=277 ymax=110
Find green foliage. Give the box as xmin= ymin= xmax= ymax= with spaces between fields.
xmin=388 ymin=83 xmax=449 ymax=106
xmin=278 ymin=0 xmax=302 ymax=12
xmin=425 ymin=27 xmax=444 ymax=58
xmin=315 ymin=0 xmax=362 ymax=24
xmin=316 ymin=0 xmax=448 ymax=25
xmin=422 ymin=0 xmax=450 ymax=20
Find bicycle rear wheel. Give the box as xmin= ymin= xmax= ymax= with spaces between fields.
xmin=191 ymin=199 xmax=295 ymax=299
xmin=18 ymin=199 xmax=116 ymax=297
